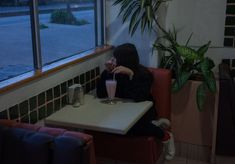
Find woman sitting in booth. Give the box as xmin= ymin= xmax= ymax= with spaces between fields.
xmin=96 ymin=43 xmax=175 ymax=160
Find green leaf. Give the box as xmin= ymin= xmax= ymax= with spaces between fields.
xmin=122 ymin=1 xmax=139 ymax=22
xmin=196 ymin=83 xmax=207 ymax=111
xmin=113 ymin=0 xmax=166 ymax=35
xmin=141 ymin=0 xmax=145 ymax=8
xmin=163 ymin=55 xmax=175 ymax=68
xmin=161 ymin=29 xmax=177 ymax=45
xmin=200 ymin=57 xmax=215 ymax=73
xmin=121 ymin=0 xmax=132 ymax=6
xmin=113 ymin=0 xmax=123 ymax=6
xmin=172 ymin=71 xmax=191 ymax=92
xmin=146 ymin=5 xmax=153 ymax=22
xmin=130 ymin=19 xmax=141 ymax=36
xmin=141 ymin=13 xmax=148 ymax=33
xmin=129 ymin=8 xmax=141 ymax=35
xmin=199 ymin=58 xmax=216 ymax=93
xmin=176 ymin=45 xmax=200 ymax=60
xmin=118 ymin=0 xmax=135 ymax=17
xmin=172 ymin=26 xmax=177 ymax=41
xmin=204 ymin=71 xmax=216 ymax=93
xmin=197 ymin=41 xmax=211 ymax=58
xmin=185 ymin=32 xmax=193 ymax=46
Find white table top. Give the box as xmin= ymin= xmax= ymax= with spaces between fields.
xmin=45 ymin=94 xmax=153 ymax=134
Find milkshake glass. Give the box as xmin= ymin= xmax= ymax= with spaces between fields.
xmin=105 ymin=80 xmax=117 ymax=104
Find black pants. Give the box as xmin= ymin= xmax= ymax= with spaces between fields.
xmin=127 ymin=107 xmax=165 ymax=139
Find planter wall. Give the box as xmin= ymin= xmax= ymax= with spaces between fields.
xmin=171 ymin=80 xmax=216 ymax=146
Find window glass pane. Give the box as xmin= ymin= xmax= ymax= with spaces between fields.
xmin=39 ymin=0 xmax=95 ymax=66
xmin=0 ymin=1 xmax=34 ymax=82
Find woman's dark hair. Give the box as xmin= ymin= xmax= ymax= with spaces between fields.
xmin=113 ymin=43 xmax=140 ymax=71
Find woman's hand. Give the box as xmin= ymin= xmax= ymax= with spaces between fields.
xmin=112 ymin=66 xmax=134 ymax=79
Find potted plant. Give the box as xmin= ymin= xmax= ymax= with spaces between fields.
xmin=113 ymin=0 xmax=216 ymax=111
xmin=154 ymin=28 xmax=216 ymax=111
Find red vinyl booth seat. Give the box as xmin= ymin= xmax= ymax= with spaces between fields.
xmin=0 ymin=119 xmax=96 ymax=164
xmin=89 ymin=68 xmax=172 ymax=164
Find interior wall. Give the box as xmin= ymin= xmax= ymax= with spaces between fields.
xmin=105 ymin=0 xmax=159 ymax=67
xmin=161 ymin=0 xmax=235 ymax=73
xmin=165 ymin=0 xmax=226 ymax=47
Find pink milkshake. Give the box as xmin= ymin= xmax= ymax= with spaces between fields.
xmin=105 ymin=80 xmax=117 ymax=101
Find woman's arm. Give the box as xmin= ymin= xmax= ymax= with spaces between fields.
xmin=125 ymin=72 xmax=153 ymax=102
xmin=113 ymin=66 xmax=153 ymax=102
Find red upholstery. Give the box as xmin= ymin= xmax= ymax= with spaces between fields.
xmin=64 ymin=131 xmax=97 ymax=164
xmin=14 ymin=122 xmax=41 ymax=131
xmin=89 ymin=68 xmax=172 ymax=164
xmin=38 ymin=127 xmax=67 ymax=136
xmin=0 ymin=119 xmax=96 ymax=164
xmin=149 ymin=68 xmax=172 ymax=119
xmin=0 ymin=119 xmax=18 ymax=127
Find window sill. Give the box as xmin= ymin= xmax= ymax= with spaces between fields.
xmin=0 ymin=45 xmax=113 ymax=95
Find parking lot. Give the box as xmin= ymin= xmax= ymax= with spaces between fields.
xmin=0 ymin=2 xmax=94 ymax=81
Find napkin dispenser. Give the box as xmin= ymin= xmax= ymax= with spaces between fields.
xmin=68 ymin=84 xmax=82 ymax=105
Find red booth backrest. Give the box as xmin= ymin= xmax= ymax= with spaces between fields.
xmin=149 ymin=68 xmax=172 ymax=120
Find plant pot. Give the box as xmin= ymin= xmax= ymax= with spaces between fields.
xmin=171 ymin=80 xmax=216 ymax=146
xmin=190 ymin=73 xmax=204 ymax=81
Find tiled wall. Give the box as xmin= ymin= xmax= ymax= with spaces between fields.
xmin=224 ymin=0 xmax=235 ymax=47
xmin=0 ymin=67 xmax=100 ymax=124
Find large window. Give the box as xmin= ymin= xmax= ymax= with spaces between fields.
xmin=0 ymin=0 xmax=104 ymax=82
